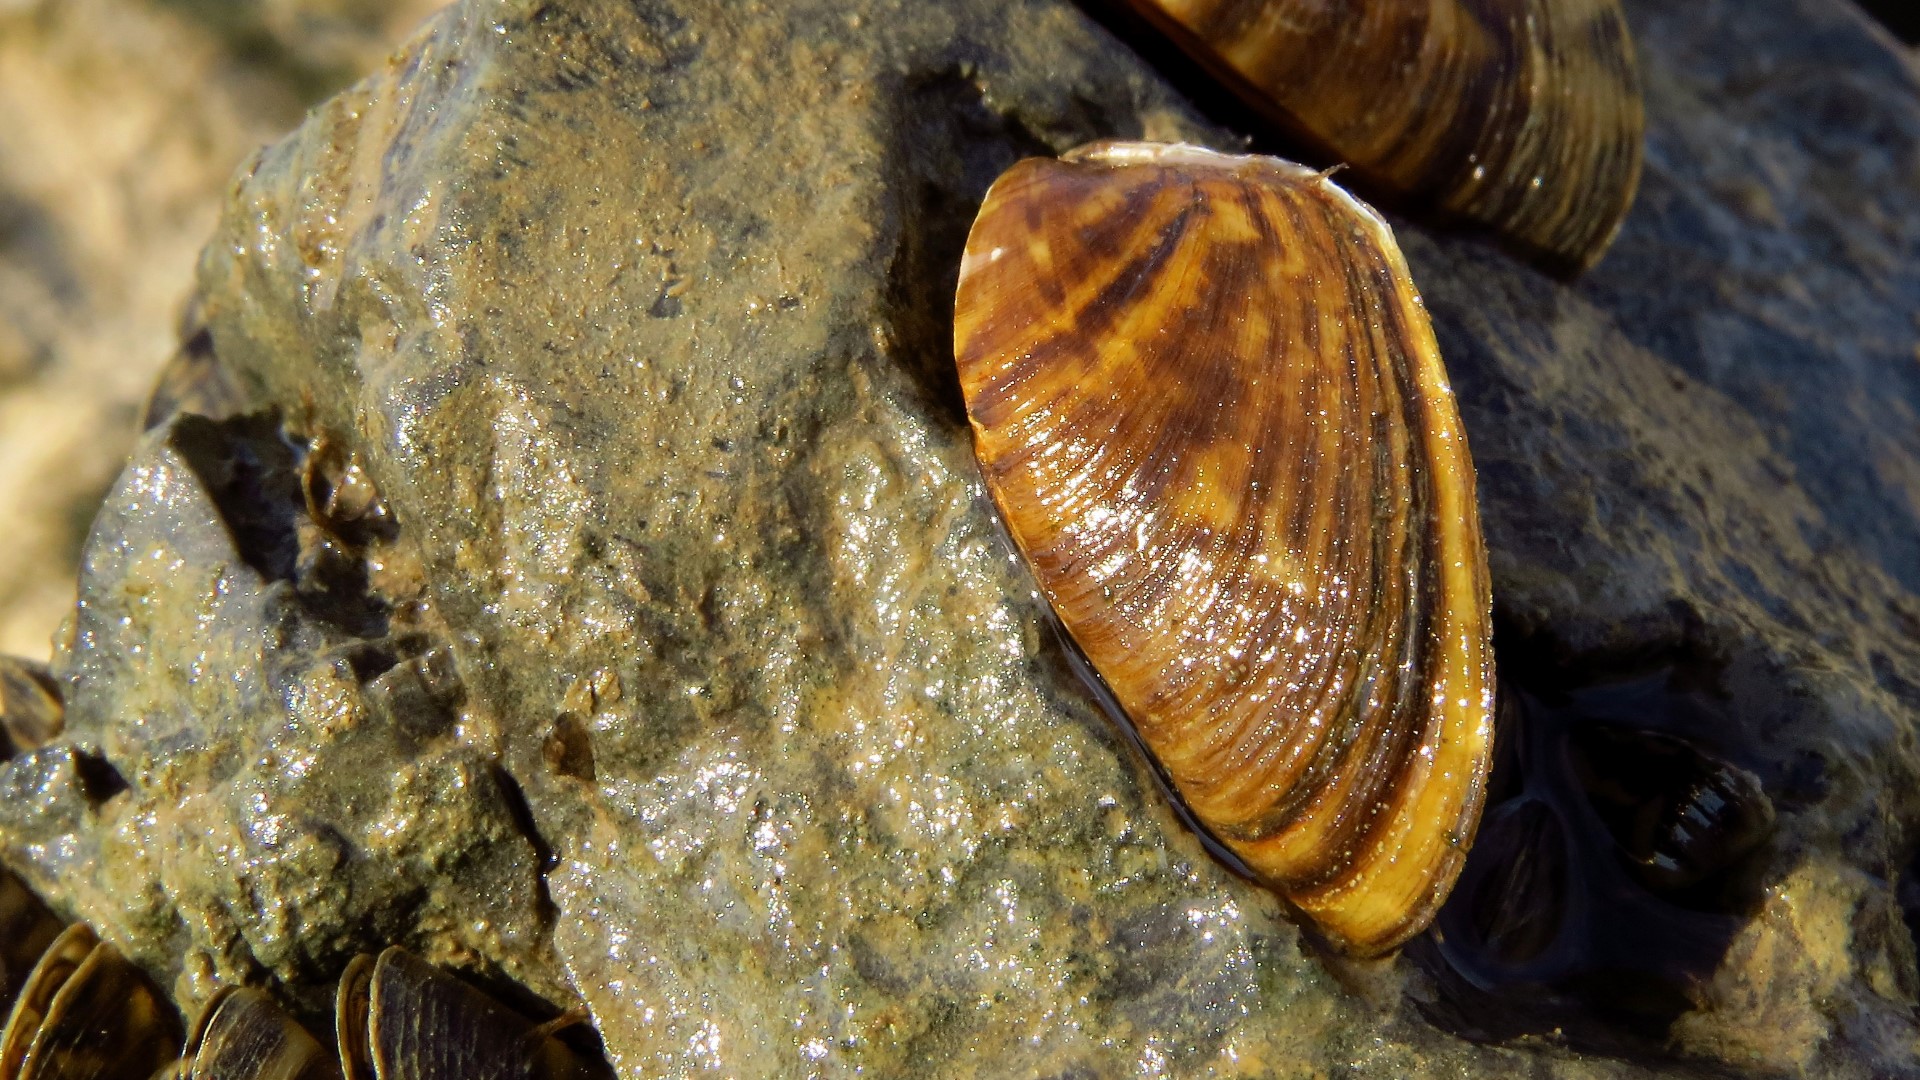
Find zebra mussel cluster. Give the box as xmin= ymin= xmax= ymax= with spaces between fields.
xmin=0 ymin=658 xmax=607 ymax=1080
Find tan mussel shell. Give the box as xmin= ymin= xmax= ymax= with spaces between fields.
xmin=0 ymin=924 xmax=179 ymax=1080
xmin=178 ymin=988 xmax=340 ymax=1080
xmin=955 ymin=142 xmax=1495 ymax=956
xmin=336 ymin=948 xmax=603 ymax=1080
xmin=1117 ymin=0 xmax=1645 ymax=272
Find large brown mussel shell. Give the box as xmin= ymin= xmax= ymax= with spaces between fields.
xmin=954 ymin=142 xmax=1495 ymax=956
xmin=1115 ymin=0 xmax=1645 ymax=272
xmin=0 ymin=923 xmax=180 ymax=1080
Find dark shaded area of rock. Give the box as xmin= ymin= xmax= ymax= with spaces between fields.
xmin=0 ymin=0 xmax=1916 ymax=1076
xmin=1417 ymin=678 xmax=1779 ymax=1055
xmin=1851 ymin=0 xmax=1920 ymax=43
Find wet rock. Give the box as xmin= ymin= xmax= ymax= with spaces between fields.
xmin=2 ymin=0 xmax=1918 ymax=1076
xmin=0 ymin=415 xmax=554 ymax=1020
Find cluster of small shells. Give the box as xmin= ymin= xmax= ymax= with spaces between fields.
xmin=0 ymin=878 xmax=603 ymax=1080
xmin=0 ymin=658 xmax=603 ymax=1080
xmin=954 ymin=0 xmax=1642 ymax=953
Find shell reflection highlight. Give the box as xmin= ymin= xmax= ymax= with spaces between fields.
xmin=955 ymin=142 xmax=1495 ymax=955
xmin=1120 ymin=0 xmax=1645 ymax=271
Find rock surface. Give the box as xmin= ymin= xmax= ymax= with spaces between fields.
xmin=1 ymin=0 xmax=1918 ymax=1077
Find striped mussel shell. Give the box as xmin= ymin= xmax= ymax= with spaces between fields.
xmin=178 ymin=988 xmax=340 ymax=1080
xmin=172 ymin=947 xmax=606 ymax=1080
xmin=1116 ymin=0 xmax=1645 ymax=272
xmin=0 ymin=869 xmax=61 ymax=1012
xmin=0 ymin=922 xmax=179 ymax=1080
xmin=336 ymin=947 xmax=604 ymax=1080
xmin=954 ymin=142 xmax=1495 ymax=956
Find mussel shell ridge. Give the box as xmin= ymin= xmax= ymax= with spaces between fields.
xmin=954 ymin=142 xmax=1495 ymax=955
xmin=335 ymin=955 xmax=375 ymax=1080
xmin=360 ymin=948 xmax=601 ymax=1080
xmin=184 ymin=987 xmax=341 ymax=1080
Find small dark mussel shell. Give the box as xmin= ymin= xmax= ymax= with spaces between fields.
xmin=141 ymin=320 xmax=252 ymax=432
xmin=1424 ymin=679 xmax=1778 ymax=1047
xmin=338 ymin=948 xmax=606 ymax=1080
xmin=0 ymin=870 xmax=63 ymax=1013
xmin=1566 ymin=723 xmax=1776 ymax=899
xmin=179 ymin=987 xmax=341 ymax=1080
xmin=0 ymin=658 xmax=63 ymax=757
xmin=956 ymin=141 xmax=1495 ymax=956
xmin=299 ymin=438 xmax=394 ymax=549
xmin=0 ymin=924 xmax=180 ymax=1080
xmin=1116 ymin=0 xmax=1645 ymax=271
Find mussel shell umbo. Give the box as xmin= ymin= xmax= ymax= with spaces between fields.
xmin=181 ymin=987 xmax=341 ymax=1080
xmin=0 ymin=923 xmax=179 ymax=1080
xmin=1114 ymin=0 xmax=1645 ymax=272
xmin=955 ymin=141 xmax=1495 ymax=956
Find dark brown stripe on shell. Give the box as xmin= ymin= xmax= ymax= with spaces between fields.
xmin=1116 ymin=0 xmax=1644 ymax=271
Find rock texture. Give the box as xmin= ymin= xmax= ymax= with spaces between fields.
xmin=1 ymin=0 xmax=1918 ymax=1077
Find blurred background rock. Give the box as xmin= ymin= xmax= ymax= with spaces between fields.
xmin=0 ymin=0 xmax=443 ymax=658
xmin=1856 ymin=0 xmax=1919 ymax=43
